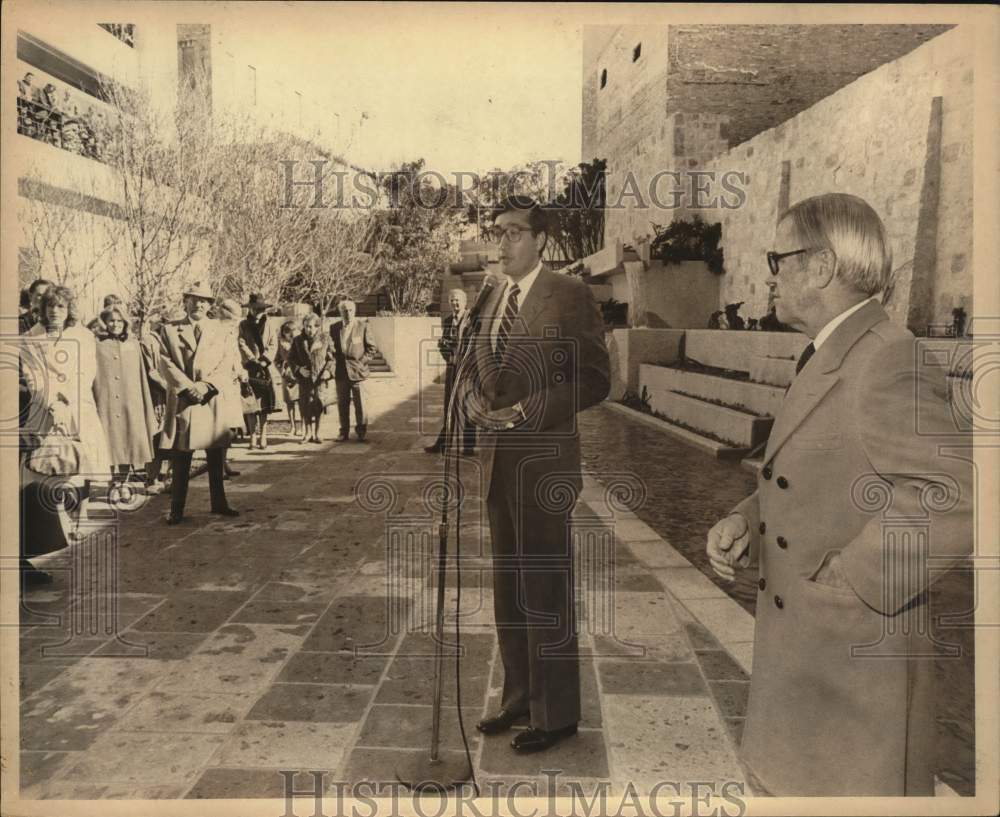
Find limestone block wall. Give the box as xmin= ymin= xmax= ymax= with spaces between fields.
xmin=698 ymin=26 xmax=974 ymax=330
xmin=606 ymin=327 xmax=684 ymax=399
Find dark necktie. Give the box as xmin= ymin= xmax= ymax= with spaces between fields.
xmin=194 ymin=322 xmax=202 ymax=344
xmin=495 ymin=284 xmax=520 ymax=362
xmin=795 ymin=341 xmax=815 ymax=375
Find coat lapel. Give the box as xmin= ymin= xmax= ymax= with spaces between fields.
xmin=764 ymin=300 xmax=889 ymax=462
xmin=515 ymin=268 xmax=555 ymax=338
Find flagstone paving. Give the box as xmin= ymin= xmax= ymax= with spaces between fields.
xmin=12 ymin=387 xmax=968 ymax=801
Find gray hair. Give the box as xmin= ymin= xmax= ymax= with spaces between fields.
xmin=338 ymin=299 xmax=356 ymax=312
xmin=779 ymin=193 xmax=892 ymax=296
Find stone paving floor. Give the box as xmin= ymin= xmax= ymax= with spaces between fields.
xmin=14 ymin=385 xmax=750 ymax=803
xmin=11 ymin=387 xmax=969 ymax=802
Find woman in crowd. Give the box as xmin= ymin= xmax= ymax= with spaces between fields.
xmin=275 ymin=319 xmax=302 ymax=439
xmin=20 ymin=287 xmax=111 ymax=564
xmin=213 ymin=298 xmax=250 ymax=478
xmin=289 ymin=313 xmax=335 ymax=443
xmin=93 ymin=305 xmax=157 ymax=488
xmin=237 ymin=294 xmax=284 ymax=449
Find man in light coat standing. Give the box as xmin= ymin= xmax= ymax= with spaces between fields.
xmin=330 ymin=299 xmax=377 ymax=442
xmin=470 ymin=197 xmax=610 ymax=754
xmin=707 ymin=193 xmax=973 ymax=795
xmin=157 ymin=282 xmax=240 ymax=524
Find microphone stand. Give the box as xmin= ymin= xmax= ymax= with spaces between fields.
xmin=395 ymin=314 xmax=479 ymax=792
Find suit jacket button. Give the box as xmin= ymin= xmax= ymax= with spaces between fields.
xmin=758 ymin=522 xmax=766 ymax=535
xmin=774 ymin=595 xmax=784 ymax=609
xmin=777 ymin=536 xmax=788 ymax=549
xmin=758 ymin=578 xmax=766 ymax=591
xmin=777 ymin=476 xmax=789 ymax=489
xmin=762 ymin=466 xmax=773 ymax=480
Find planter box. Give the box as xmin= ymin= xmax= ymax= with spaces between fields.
xmin=640 ymin=364 xmax=786 ymax=417
xmin=646 ymin=390 xmax=773 ymax=449
xmin=685 ymin=330 xmax=810 ymax=373
xmin=607 ymin=328 xmax=685 ymax=400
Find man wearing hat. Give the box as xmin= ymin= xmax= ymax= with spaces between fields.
xmin=238 ymin=293 xmax=285 ymax=449
xmin=155 ymin=281 xmax=240 ymax=524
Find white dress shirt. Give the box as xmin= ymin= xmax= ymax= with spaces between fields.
xmin=491 ymin=261 xmax=544 ymax=353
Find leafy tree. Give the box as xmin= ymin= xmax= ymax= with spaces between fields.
xmin=370 ymin=159 xmax=465 ymax=315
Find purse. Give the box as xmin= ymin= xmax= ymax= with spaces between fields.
xmin=26 ymin=429 xmax=82 ymax=477
xmin=311 ymin=358 xmax=336 ymax=408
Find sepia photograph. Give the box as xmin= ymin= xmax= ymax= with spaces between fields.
xmin=1 ymin=2 xmax=997 ymax=815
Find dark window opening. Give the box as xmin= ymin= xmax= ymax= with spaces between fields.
xmin=633 ymin=43 xmax=641 ymax=62
xmin=600 ymin=68 xmax=607 ymax=89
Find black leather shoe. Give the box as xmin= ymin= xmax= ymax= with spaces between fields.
xmin=336 ymin=433 xmax=350 ymax=442
xmin=424 ymin=444 xmax=443 ymax=454
xmin=476 ymin=709 xmax=529 ymax=735
xmin=511 ymin=724 xmax=578 ymax=754
xmin=211 ymin=506 xmax=240 ymax=517
xmin=165 ymin=513 xmax=184 ymax=525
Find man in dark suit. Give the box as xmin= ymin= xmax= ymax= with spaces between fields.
xmin=425 ymin=288 xmax=475 ymax=455
xmin=330 ymin=299 xmax=377 ymax=442
xmin=470 ymin=196 xmax=610 ymax=754
xmin=707 ymin=193 xmax=973 ymax=795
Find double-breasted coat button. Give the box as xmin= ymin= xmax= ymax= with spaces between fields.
xmin=774 ymin=595 xmax=784 ymax=609
xmin=762 ymin=465 xmax=773 ymax=480
xmin=759 ymin=522 xmax=766 ymax=535
xmin=758 ymin=578 xmax=766 ymax=591
xmin=777 ymin=476 xmax=789 ymax=489
xmin=777 ymin=536 xmax=788 ymax=549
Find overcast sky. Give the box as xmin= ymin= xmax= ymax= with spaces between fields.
xmin=212 ymin=2 xmax=585 ymax=173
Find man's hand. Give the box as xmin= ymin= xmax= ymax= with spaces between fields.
xmin=813 ymin=552 xmax=851 ymax=589
xmin=706 ymin=513 xmax=750 ymax=581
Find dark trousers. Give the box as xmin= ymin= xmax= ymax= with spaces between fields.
xmin=170 ymin=448 xmax=226 ymax=517
xmin=432 ymin=366 xmax=476 ymax=452
xmin=487 ymin=449 xmax=580 ymax=731
xmin=335 ymin=378 xmax=366 ymax=435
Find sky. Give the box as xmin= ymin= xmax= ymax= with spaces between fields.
xmin=210 ymin=2 xmax=585 ymax=174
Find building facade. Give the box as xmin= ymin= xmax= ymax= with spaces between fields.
xmin=582 ymin=24 xmax=973 ymax=333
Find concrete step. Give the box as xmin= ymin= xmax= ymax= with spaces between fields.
xmin=641 ymin=364 xmax=785 ymax=417
xmin=749 ymin=355 xmax=797 ymax=388
xmin=605 ymin=402 xmax=751 ymax=460
xmin=684 ymin=330 xmax=810 ymax=373
xmin=647 ymin=390 xmax=774 ymax=450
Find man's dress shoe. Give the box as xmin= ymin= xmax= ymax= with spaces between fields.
xmin=165 ymin=513 xmax=184 ymax=525
xmin=211 ymin=506 xmax=240 ymax=517
xmin=511 ymin=724 xmax=578 ymax=754
xmin=476 ymin=709 xmax=529 ymax=735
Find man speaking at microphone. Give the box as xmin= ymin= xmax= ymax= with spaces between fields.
xmin=468 ymin=196 xmax=610 ymax=754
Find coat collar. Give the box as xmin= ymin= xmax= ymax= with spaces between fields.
xmin=811 ymin=299 xmax=887 ymax=374
xmin=764 ymin=299 xmax=888 ymax=462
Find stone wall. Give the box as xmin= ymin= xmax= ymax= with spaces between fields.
xmin=699 ymin=26 xmax=973 ymax=330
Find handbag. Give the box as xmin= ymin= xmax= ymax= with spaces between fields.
xmin=315 ymin=360 xmax=337 ymax=409
xmin=26 ymin=429 xmax=82 ymax=477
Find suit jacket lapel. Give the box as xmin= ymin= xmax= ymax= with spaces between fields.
xmin=764 ymin=300 xmax=888 ymax=462
xmin=515 ymin=268 xmax=555 ymax=338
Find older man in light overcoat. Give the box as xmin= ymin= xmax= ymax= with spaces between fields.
xmin=157 ymin=281 xmax=241 ymax=524
xmin=707 ymin=193 xmax=973 ymax=795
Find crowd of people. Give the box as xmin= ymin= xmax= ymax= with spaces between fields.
xmin=17 ymin=278 xmax=381 ymax=584
xmin=16 ymin=71 xmax=108 ymax=160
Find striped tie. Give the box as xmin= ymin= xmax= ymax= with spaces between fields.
xmin=495 ymin=283 xmax=520 ymax=362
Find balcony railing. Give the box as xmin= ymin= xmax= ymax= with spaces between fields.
xmin=98 ymin=23 xmax=135 ymax=48
xmin=17 ymin=94 xmax=106 ymax=162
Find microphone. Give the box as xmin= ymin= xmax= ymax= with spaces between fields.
xmin=468 ymin=273 xmax=502 ymax=320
